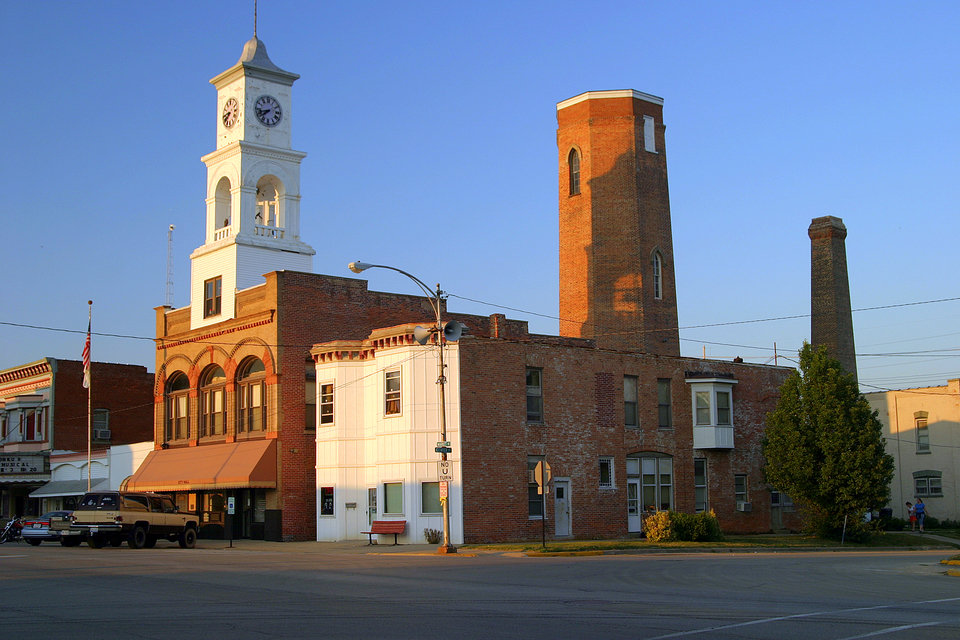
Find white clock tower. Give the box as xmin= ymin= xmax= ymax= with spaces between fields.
xmin=189 ymin=36 xmax=315 ymax=330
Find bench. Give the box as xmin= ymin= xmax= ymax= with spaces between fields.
xmin=361 ymin=520 xmax=406 ymax=545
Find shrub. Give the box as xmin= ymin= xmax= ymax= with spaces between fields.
xmin=643 ymin=510 xmax=723 ymax=542
xmin=423 ymin=528 xmax=442 ymax=544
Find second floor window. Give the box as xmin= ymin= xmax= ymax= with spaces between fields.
xmin=657 ymin=378 xmax=672 ymax=429
xmin=200 ymin=365 xmax=226 ymax=437
xmin=526 ymin=367 xmax=543 ymax=422
xmin=165 ymin=372 xmax=189 ymax=441
xmin=238 ymin=358 xmax=266 ymax=433
xmin=624 ymin=375 xmax=638 ymax=427
xmin=204 ymin=276 xmax=222 ymax=318
xmin=916 ymin=417 xmax=930 ymax=453
xmin=319 ymin=383 xmax=334 ymax=425
xmin=385 ymin=370 xmax=401 ymax=416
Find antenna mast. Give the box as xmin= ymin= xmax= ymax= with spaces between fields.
xmin=165 ymin=224 xmax=175 ymax=307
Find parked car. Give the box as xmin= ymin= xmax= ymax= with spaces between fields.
xmin=21 ymin=511 xmax=73 ymax=546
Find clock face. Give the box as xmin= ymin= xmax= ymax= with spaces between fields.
xmin=221 ymin=98 xmax=239 ymax=128
xmin=254 ymin=95 xmax=282 ymax=126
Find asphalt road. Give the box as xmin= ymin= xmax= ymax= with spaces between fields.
xmin=2 ymin=542 xmax=958 ymax=639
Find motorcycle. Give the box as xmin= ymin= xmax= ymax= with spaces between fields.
xmin=0 ymin=517 xmax=23 ymax=543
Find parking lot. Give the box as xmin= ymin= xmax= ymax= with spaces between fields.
xmin=2 ymin=541 xmax=958 ymax=639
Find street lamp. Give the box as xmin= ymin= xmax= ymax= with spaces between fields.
xmin=348 ymin=261 xmax=461 ymax=554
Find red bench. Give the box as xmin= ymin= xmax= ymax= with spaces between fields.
xmin=361 ymin=520 xmax=406 ymax=545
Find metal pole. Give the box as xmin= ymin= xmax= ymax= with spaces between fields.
xmin=436 ymin=283 xmax=456 ymax=554
xmin=86 ymin=301 xmax=92 ymax=492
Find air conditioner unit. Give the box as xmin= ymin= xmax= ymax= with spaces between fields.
xmin=93 ymin=429 xmax=112 ymax=441
xmin=528 ymin=469 xmax=536 ymax=484
xmin=736 ymin=501 xmax=752 ymax=512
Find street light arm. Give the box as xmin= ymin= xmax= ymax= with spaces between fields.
xmin=348 ymin=261 xmax=441 ymax=319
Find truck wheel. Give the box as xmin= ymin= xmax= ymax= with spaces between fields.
xmin=129 ymin=526 xmax=147 ymax=549
xmin=87 ymin=535 xmax=103 ymax=549
xmin=178 ymin=527 xmax=197 ymax=549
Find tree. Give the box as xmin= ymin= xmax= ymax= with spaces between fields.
xmin=764 ymin=343 xmax=894 ymax=539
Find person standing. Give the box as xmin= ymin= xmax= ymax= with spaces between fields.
xmin=914 ymin=498 xmax=927 ymax=533
xmin=906 ymin=501 xmax=916 ymax=531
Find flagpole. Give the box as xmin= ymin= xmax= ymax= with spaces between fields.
xmin=85 ymin=301 xmax=92 ymax=491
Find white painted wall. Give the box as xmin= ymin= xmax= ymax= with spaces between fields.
xmin=315 ymin=341 xmax=463 ymax=544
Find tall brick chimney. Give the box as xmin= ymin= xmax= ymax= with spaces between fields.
xmin=556 ymin=90 xmax=680 ymax=355
xmin=808 ymin=216 xmax=858 ymax=383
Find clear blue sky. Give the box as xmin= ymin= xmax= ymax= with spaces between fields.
xmin=3 ymin=1 xmax=958 ymax=391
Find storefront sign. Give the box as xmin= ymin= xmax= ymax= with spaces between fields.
xmin=0 ymin=454 xmax=46 ymax=475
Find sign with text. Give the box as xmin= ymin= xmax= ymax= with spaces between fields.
xmin=438 ymin=460 xmax=454 ymax=481
xmin=439 ymin=481 xmax=448 ymax=499
xmin=0 ymin=454 xmax=46 ymax=475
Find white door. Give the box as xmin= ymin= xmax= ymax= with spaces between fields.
xmin=367 ymin=488 xmax=377 ymax=528
xmin=627 ymin=479 xmax=642 ymax=532
xmin=554 ymin=479 xmax=571 ymax=536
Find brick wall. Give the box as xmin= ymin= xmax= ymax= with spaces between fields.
xmin=809 ymin=216 xmax=858 ymax=382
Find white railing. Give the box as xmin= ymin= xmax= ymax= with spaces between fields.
xmin=214 ymin=227 xmax=231 ymax=241
xmin=254 ymin=224 xmax=285 ymax=239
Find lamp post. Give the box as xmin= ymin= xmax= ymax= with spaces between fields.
xmin=348 ymin=261 xmax=458 ymax=554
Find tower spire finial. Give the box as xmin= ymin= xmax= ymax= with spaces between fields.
xmin=254 ymin=0 xmax=258 ymax=38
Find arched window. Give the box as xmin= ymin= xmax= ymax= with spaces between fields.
xmin=200 ymin=365 xmax=227 ymax=437
xmin=214 ymin=176 xmax=232 ymax=238
xmin=255 ymin=177 xmax=281 ymax=228
xmin=652 ymin=251 xmax=663 ymax=300
xmin=237 ymin=358 xmax=266 ymax=433
xmin=568 ymin=149 xmax=581 ymax=196
xmin=165 ymin=372 xmax=190 ymax=441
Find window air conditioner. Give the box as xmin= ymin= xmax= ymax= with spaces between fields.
xmin=736 ymin=501 xmax=752 ymax=512
xmin=93 ymin=429 xmax=112 ymax=441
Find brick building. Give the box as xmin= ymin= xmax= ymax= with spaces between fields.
xmin=311 ymin=90 xmax=801 ymax=544
xmin=0 ymin=358 xmax=154 ymax=519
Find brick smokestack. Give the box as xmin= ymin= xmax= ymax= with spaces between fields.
xmin=808 ymin=216 xmax=858 ymax=383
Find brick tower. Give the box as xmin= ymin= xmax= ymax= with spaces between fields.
xmin=808 ymin=216 xmax=858 ymax=382
xmin=557 ymin=90 xmax=679 ymax=355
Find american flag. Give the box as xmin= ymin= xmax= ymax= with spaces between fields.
xmin=82 ymin=317 xmax=91 ymax=389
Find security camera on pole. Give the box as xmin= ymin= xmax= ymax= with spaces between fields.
xmin=348 ymin=262 xmax=464 ymax=554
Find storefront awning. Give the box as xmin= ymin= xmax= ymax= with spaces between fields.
xmin=29 ymin=479 xmax=108 ymax=498
xmin=124 ymin=440 xmax=277 ymax=492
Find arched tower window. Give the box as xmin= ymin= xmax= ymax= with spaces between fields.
xmin=215 ymin=177 xmax=232 ymax=240
xmin=255 ymin=177 xmax=281 ymax=228
xmin=199 ymin=365 xmax=227 ymax=437
xmin=165 ymin=372 xmax=190 ymax=442
xmin=237 ymin=358 xmax=266 ymax=433
xmin=653 ymin=251 xmax=663 ymax=299
xmin=568 ymin=149 xmax=581 ymax=196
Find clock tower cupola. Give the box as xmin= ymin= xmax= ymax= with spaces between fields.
xmin=189 ymin=35 xmax=316 ymax=330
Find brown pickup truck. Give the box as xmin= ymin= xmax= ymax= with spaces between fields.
xmin=52 ymin=491 xmax=199 ymax=549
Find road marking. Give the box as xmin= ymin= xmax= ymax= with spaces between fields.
xmin=647 ymin=597 xmax=960 ymax=639
xmin=837 ymin=621 xmax=943 ymax=639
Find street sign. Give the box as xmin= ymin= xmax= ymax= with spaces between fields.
xmin=436 ymin=441 xmax=451 ymax=448
xmin=438 ymin=460 xmax=454 ymax=481
xmin=227 ymin=497 xmax=236 ymax=515
xmin=435 ymin=446 xmax=452 ymax=454
xmin=439 ymin=481 xmax=449 ymax=499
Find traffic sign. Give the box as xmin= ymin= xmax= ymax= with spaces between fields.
xmin=435 ymin=446 xmax=452 ymax=454
xmin=439 ymin=481 xmax=448 ymax=499
xmin=438 ymin=460 xmax=454 ymax=481
xmin=436 ymin=441 xmax=451 ymax=448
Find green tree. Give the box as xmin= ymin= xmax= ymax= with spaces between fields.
xmin=764 ymin=343 xmax=894 ymax=539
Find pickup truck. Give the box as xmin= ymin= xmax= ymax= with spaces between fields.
xmin=52 ymin=491 xmax=199 ymax=549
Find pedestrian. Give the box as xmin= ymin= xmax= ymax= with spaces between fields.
xmin=906 ymin=501 xmax=916 ymax=531
xmin=914 ymin=498 xmax=926 ymax=533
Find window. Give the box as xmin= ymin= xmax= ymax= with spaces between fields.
xmin=305 ymin=363 xmax=316 ymax=431
xmin=695 ymin=391 xmax=711 ymax=425
xmin=526 ymin=367 xmax=543 ymax=422
xmin=914 ymin=471 xmax=942 ymax=497
xmin=383 ymin=482 xmax=403 ymax=514
xmin=203 ymin=276 xmax=222 ymax=318
xmin=643 ymin=115 xmax=656 ymax=153
xmin=92 ymin=409 xmax=109 ymax=441
xmin=199 ymin=365 xmax=226 ymax=437
xmin=630 ymin=455 xmax=672 ymax=512
xmin=716 ymin=391 xmax=731 ymax=426
xmin=694 ymin=459 xmax=707 ymax=512
xmin=122 ymin=495 xmax=149 ymax=511
xmin=319 ymin=382 xmax=334 ymax=426
xmin=916 ymin=417 xmax=930 ymax=453
xmin=653 ymin=252 xmax=663 ymax=299
xmin=599 ymin=457 xmax=614 ymax=489
xmin=657 ymin=379 xmax=672 ymax=429
xmin=421 ymin=482 xmax=442 ymax=515
xmin=527 ymin=456 xmax=544 ymax=518
xmin=165 ymin=371 xmax=189 ymax=441
xmin=237 ymin=358 xmax=266 ymax=433
xmin=568 ymin=148 xmax=581 ymax=196
xmin=384 ymin=370 xmax=401 ymax=416
xmin=320 ymin=487 xmax=334 ymax=516
xmin=624 ymin=375 xmax=638 ymax=427
xmin=734 ymin=474 xmax=747 ymax=503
